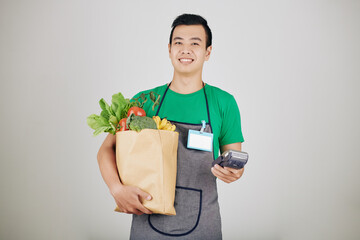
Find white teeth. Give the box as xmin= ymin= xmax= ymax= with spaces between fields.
xmin=179 ymin=59 xmax=193 ymax=63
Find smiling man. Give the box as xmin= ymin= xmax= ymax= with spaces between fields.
xmin=97 ymin=14 xmax=245 ymax=239
xmin=169 ymin=25 xmax=209 ymax=79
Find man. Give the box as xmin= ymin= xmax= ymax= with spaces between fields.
xmin=97 ymin=14 xmax=244 ymax=239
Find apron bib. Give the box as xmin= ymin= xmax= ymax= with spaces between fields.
xmin=130 ymin=83 xmax=222 ymax=240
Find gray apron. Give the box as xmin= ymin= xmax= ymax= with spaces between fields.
xmin=130 ymin=83 xmax=222 ymax=240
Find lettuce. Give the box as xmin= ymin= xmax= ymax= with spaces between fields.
xmin=87 ymin=91 xmax=160 ymax=136
xmin=87 ymin=92 xmax=130 ymax=136
xmin=111 ymin=93 xmax=127 ymax=120
xmin=87 ymin=114 xmax=113 ymax=136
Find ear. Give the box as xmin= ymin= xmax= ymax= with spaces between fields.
xmin=205 ymin=45 xmax=212 ymax=61
xmin=168 ymin=43 xmax=171 ymax=57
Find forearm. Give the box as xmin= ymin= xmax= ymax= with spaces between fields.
xmin=97 ymin=146 xmax=123 ymax=194
xmin=220 ymin=142 xmax=242 ymax=153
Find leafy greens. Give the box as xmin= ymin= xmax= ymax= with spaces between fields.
xmin=87 ymin=93 xmax=137 ymax=136
xmin=87 ymin=91 xmax=161 ymax=136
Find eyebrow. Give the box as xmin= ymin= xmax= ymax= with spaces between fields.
xmin=173 ymin=37 xmax=202 ymax=41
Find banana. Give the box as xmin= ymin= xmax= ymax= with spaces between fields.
xmin=152 ymin=116 xmax=161 ymax=129
xmin=152 ymin=116 xmax=176 ymax=131
xmin=159 ymin=118 xmax=168 ymax=129
xmin=165 ymin=122 xmax=172 ymax=130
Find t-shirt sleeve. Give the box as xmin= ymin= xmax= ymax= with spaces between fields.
xmin=218 ymin=95 xmax=244 ymax=146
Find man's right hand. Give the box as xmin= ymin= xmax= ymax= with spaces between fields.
xmin=97 ymin=134 xmax=152 ymax=216
xmin=111 ymin=184 xmax=153 ymax=215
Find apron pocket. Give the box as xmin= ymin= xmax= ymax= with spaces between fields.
xmin=148 ymin=186 xmax=202 ymax=236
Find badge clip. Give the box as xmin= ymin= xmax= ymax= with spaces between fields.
xmin=200 ymin=120 xmax=206 ymax=133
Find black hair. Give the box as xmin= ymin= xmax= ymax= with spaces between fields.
xmin=169 ymin=14 xmax=212 ymax=48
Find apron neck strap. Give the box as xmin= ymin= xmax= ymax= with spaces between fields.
xmin=155 ymin=82 xmax=211 ymax=125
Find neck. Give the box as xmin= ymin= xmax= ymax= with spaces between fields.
xmin=170 ymin=71 xmax=204 ymax=94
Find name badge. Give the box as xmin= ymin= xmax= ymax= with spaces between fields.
xmin=187 ymin=129 xmax=213 ymax=152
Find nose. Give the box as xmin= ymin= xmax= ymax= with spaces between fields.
xmin=181 ymin=45 xmax=191 ymax=54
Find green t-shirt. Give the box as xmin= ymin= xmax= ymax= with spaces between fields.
xmin=132 ymin=83 xmax=244 ymax=159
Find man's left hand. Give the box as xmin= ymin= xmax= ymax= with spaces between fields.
xmin=211 ymin=164 xmax=244 ymax=183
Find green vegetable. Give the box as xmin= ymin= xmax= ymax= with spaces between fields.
xmin=87 ymin=91 xmax=161 ymax=136
xmin=127 ymin=113 xmax=157 ymax=132
xmin=87 ymin=93 xmax=135 ymax=136
xmin=131 ymin=92 xmax=161 ymax=111
xmin=87 ymin=114 xmax=113 ymax=136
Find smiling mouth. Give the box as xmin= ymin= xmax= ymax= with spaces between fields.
xmin=179 ymin=58 xmax=194 ymax=64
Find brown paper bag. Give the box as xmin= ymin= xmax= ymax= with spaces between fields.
xmin=115 ymin=129 xmax=179 ymax=215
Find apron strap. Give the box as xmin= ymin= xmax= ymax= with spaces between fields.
xmin=155 ymin=83 xmax=171 ymax=116
xmin=156 ymin=82 xmax=211 ymax=125
xmin=203 ymin=83 xmax=211 ymax=125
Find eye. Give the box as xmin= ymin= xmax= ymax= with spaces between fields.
xmin=174 ymin=42 xmax=182 ymax=45
xmin=192 ymin=42 xmax=199 ymax=46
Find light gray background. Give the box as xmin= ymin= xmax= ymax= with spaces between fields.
xmin=1 ymin=0 xmax=359 ymax=239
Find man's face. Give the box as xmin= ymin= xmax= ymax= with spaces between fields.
xmin=168 ymin=25 xmax=212 ymax=76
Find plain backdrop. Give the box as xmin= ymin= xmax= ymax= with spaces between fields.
xmin=1 ymin=0 xmax=359 ymax=239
